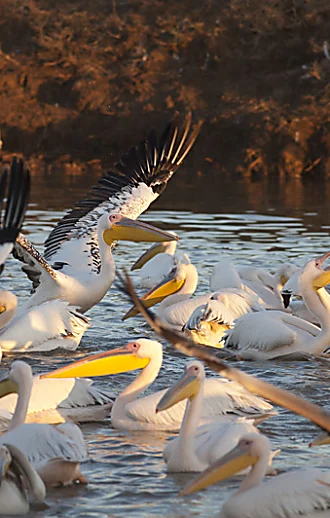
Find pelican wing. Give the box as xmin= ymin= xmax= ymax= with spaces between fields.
xmin=40 ymin=114 xmax=201 ymax=276
xmin=223 ymin=469 xmax=330 ymax=518
xmin=161 ymin=294 xmax=212 ymax=330
xmin=0 ymin=300 xmax=89 ymax=352
xmin=125 ymin=378 xmax=273 ymax=429
xmin=0 ymin=377 xmax=113 ymax=418
xmin=0 ymin=159 xmax=30 ymax=271
xmin=0 ymin=422 xmax=88 ymax=464
xmin=139 ymin=254 xmax=176 ymax=289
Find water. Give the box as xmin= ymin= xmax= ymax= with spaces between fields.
xmin=2 ymin=171 xmax=330 ymax=517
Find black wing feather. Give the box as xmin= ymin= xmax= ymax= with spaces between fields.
xmin=44 ymin=113 xmax=202 ymax=261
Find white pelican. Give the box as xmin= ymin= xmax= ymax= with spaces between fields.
xmin=225 ymin=251 xmax=330 ymax=360
xmin=14 ymin=115 xmax=201 ymax=313
xmin=183 ymin=289 xmax=264 ymax=347
xmin=281 ymin=269 xmax=323 ymax=324
xmin=42 ymin=338 xmax=274 ymax=432
xmin=181 ymin=433 xmax=330 ymax=518
xmin=156 ymin=360 xmax=276 ymax=472
xmin=0 ymin=361 xmax=88 ymax=487
xmin=131 ymin=239 xmax=178 ymax=288
xmin=0 ymin=443 xmax=46 ymax=515
xmin=124 ymin=257 xmax=212 ymax=330
xmin=0 ymin=290 xmax=89 ymax=352
xmin=210 ymin=260 xmax=299 ymax=310
xmin=0 ymin=158 xmax=30 ymax=272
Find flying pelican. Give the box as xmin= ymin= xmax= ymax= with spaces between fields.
xmin=0 ymin=361 xmax=88 ymax=487
xmin=224 ymin=251 xmax=330 ymax=360
xmin=0 ymin=443 xmax=46 ymax=515
xmin=14 ymin=114 xmax=201 ymax=313
xmin=156 ymin=360 xmax=276 ymax=472
xmin=210 ymin=261 xmax=299 ymax=310
xmin=181 ymin=433 xmax=330 ymax=518
xmin=0 ymin=290 xmax=90 ymax=352
xmin=183 ymin=289 xmax=264 ymax=347
xmin=42 ymin=338 xmax=274 ymax=432
xmin=0 ymin=158 xmax=30 ymax=272
xmin=124 ymin=257 xmax=212 ymax=330
xmin=131 ymin=239 xmax=178 ymax=288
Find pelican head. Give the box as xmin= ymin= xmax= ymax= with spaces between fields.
xmin=101 ymin=213 xmax=178 ymax=245
xmin=181 ymin=432 xmax=269 ymax=496
xmin=0 ymin=361 xmax=32 ymax=398
xmin=131 ymin=238 xmax=178 ymax=270
xmin=123 ymin=258 xmax=198 ymax=320
xmin=156 ymin=361 xmax=204 ymax=413
xmin=41 ymin=338 xmax=162 ymax=379
xmin=301 ymin=250 xmax=330 ymax=291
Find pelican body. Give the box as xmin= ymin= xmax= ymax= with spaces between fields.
xmin=225 ymin=251 xmax=330 ymax=360
xmin=42 ymin=339 xmax=274 ymax=432
xmin=14 ymin=115 xmax=200 ymax=313
xmin=156 ymin=361 xmax=274 ymax=473
xmin=0 ymin=361 xmax=88 ymax=487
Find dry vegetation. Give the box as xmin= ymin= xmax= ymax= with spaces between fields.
xmin=1 ymin=0 xmax=330 ymax=177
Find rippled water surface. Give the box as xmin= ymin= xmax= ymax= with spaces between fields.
xmin=2 ymin=176 xmax=330 ymax=517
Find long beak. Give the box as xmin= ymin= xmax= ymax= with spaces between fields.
xmin=156 ymin=372 xmax=200 ymax=412
xmin=309 ymin=430 xmax=330 ymax=447
xmin=0 ymin=378 xmax=18 ymax=398
xmin=123 ymin=268 xmax=185 ymax=320
xmin=180 ymin=444 xmax=257 ymax=496
xmin=40 ymin=346 xmax=150 ymax=379
xmin=103 ymin=217 xmax=178 ymax=244
xmin=131 ymin=243 xmax=168 ymax=270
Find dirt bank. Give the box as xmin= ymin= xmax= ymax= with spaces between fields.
xmin=1 ymin=0 xmax=330 ymax=178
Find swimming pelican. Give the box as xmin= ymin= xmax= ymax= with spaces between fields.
xmin=224 ymin=251 xmax=330 ymax=360
xmin=42 ymin=338 xmax=274 ymax=432
xmin=0 ymin=362 xmax=88 ymax=487
xmin=281 ymin=269 xmax=323 ymax=324
xmin=156 ymin=360 xmax=276 ymax=472
xmin=183 ymin=289 xmax=264 ymax=347
xmin=131 ymin=239 xmax=178 ymax=288
xmin=124 ymin=257 xmax=212 ymax=330
xmin=181 ymin=433 xmax=330 ymax=518
xmin=0 ymin=290 xmax=89 ymax=352
xmin=0 ymin=443 xmax=46 ymax=515
xmin=14 ymin=115 xmax=201 ymax=313
xmin=0 ymin=158 xmax=30 ymax=272
xmin=210 ymin=261 xmax=299 ymax=310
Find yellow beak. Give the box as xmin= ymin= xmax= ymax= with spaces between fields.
xmin=156 ymin=372 xmax=200 ymax=412
xmin=0 ymin=378 xmax=18 ymax=398
xmin=123 ymin=268 xmax=185 ymax=320
xmin=131 ymin=243 xmax=168 ymax=270
xmin=313 ymin=270 xmax=330 ymax=290
xmin=309 ymin=430 xmax=330 ymax=446
xmin=40 ymin=346 xmax=150 ymax=379
xmin=181 ymin=444 xmax=258 ymax=496
xmin=103 ymin=218 xmax=178 ymax=244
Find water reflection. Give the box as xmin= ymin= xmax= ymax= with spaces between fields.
xmin=29 ymin=166 xmax=330 ymax=234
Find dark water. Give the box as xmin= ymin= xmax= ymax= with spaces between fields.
xmin=2 ymin=169 xmax=330 ymax=517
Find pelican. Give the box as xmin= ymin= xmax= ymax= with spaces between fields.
xmin=0 ymin=443 xmax=46 ymax=515
xmin=42 ymin=338 xmax=274 ymax=432
xmin=0 ymin=361 xmax=88 ymax=487
xmin=124 ymin=257 xmax=211 ymax=330
xmin=0 ymin=158 xmax=30 ymax=272
xmin=181 ymin=433 xmax=330 ymax=518
xmin=183 ymin=289 xmax=264 ymax=347
xmin=131 ymin=239 xmax=178 ymax=288
xmin=14 ymin=115 xmax=201 ymax=313
xmin=0 ymin=290 xmax=90 ymax=352
xmin=224 ymin=251 xmax=330 ymax=360
xmin=281 ymin=269 xmax=323 ymax=324
xmin=156 ymin=360 xmax=276 ymax=472
xmin=210 ymin=261 xmax=299 ymax=310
